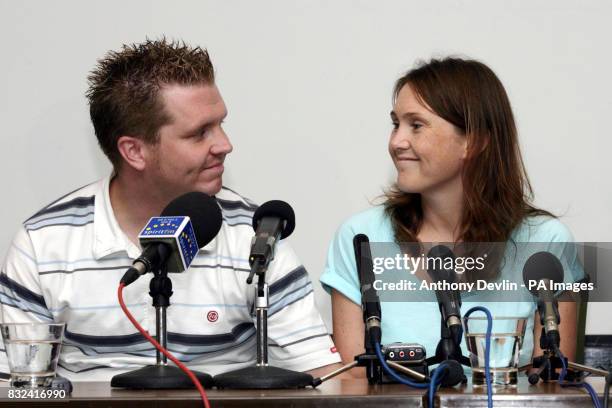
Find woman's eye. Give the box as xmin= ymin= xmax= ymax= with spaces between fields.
xmin=411 ymin=122 xmax=423 ymax=130
xmin=391 ymin=121 xmax=399 ymax=130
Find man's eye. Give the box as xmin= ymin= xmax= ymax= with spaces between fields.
xmin=391 ymin=121 xmax=399 ymax=130
xmin=196 ymin=127 xmax=209 ymax=138
xmin=411 ymin=123 xmax=423 ymax=130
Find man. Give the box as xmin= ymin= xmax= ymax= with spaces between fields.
xmin=0 ymin=39 xmax=341 ymax=381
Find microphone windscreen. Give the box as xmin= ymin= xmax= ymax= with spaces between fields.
xmin=161 ymin=192 xmax=223 ymax=248
xmin=522 ymin=251 xmax=564 ymax=293
xmin=353 ymin=233 xmax=370 ymax=262
xmin=439 ymin=359 xmax=466 ymax=387
xmin=426 ymin=245 xmax=456 ymax=283
xmin=252 ymin=200 xmax=295 ymax=239
xmin=353 ymin=233 xmax=373 ymax=288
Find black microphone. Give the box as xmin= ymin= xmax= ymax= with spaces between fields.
xmin=522 ymin=251 xmax=564 ymax=348
xmin=120 ymin=192 xmax=223 ymax=286
xmin=353 ymin=234 xmax=382 ymax=350
xmin=246 ymin=200 xmax=295 ymax=284
xmin=427 ymin=245 xmax=462 ymax=329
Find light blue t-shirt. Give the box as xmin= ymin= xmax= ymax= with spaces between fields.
xmin=320 ymin=206 xmax=585 ymax=368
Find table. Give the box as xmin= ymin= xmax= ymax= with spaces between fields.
xmin=0 ymin=377 xmax=606 ymax=407
xmin=437 ymin=377 xmax=606 ymax=407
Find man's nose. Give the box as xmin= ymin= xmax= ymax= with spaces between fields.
xmin=211 ymin=128 xmax=233 ymax=155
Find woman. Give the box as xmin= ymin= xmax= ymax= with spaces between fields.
xmin=320 ymin=57 xmax=583 ymax=377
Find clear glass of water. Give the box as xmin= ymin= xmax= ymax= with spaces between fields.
xmin=464 ymin=316 xmax=527 ymax=386
xmin=1 ymin=323 xmax=65 ymax=388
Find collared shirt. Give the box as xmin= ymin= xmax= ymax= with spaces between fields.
xmin=1 ymin=176 xmax=340 ymax=381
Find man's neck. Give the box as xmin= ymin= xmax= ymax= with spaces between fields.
xmin=109 ymin=170 xmax=166 ymax=247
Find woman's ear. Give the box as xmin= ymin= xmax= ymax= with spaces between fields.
xmin=116 ymin=135 xmax=148 ymax=171
xmin=464 ymin=133 xmax=489 ymax=160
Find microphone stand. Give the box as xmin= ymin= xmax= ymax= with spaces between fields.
xmin=311 ymin=314 xmax=428 ymax=387
xmin=312 ymin=352 xmax=428 ymax=387
xmin=527 ymin=329 xmax=610 ymax=408
xmin=527 ymin=327 xmax=581 ymax=384
xmin=312 ymin=307 xmax=495 ymax=389
xmin=313 ymin=234 xmax=429 ymax=387
xmin=527 ymin=297 xmax=569 ymax=383
xmin=111 ymin=266 xmax=214 ymax=389
xmin=528 ymin=300 xmax=609 ymax=385
xmin=213 ymin=259 xmax=313 ymax=389
xmin=425 ymin=317 xmax=470 ymax=376
xmin=310 ymin=296 xmax=429 ymax=387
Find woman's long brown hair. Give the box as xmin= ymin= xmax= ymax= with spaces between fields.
xmin=385 ymin=58 xmax=552 ymax=278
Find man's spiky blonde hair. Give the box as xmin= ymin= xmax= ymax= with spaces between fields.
xmin=86 ymin=38 xmax=215 ymax=167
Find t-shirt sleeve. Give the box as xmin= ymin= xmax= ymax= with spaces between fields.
xmin=540 ymin=219 xmax=585 ymax=285
xmin=1 ymin=227 xmax=54 ymax=377
xmin=513 ymin=217 xmax=586 ymax=301
xmin=319 ymin=220 xmax=362 ymax=306
xmin=262 ymin=241 xmax=341 ymax=372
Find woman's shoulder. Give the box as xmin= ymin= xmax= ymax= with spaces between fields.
xmin=336 ymin=205 xmax=394 ymax=241
xmin=342 ymin=205 xmax=387 ymax=226
xmin=511 ymin=214 xmax=575 ymax=243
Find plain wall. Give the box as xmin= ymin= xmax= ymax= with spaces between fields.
xmin=0 ymin=0 xmax=610 ymax=334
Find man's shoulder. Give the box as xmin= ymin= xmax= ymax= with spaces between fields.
xmin=22 ymin=179 xmax=103 ymax=231
xmin=216 ymin=186 xmax=258 ymax=208
xmin=215 ymin=186 xmax=258 ymax=228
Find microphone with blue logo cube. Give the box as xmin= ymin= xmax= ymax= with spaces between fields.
xmin=139 ymin=215 xmax=199 ymax=273
xmin=119 ymin=191 xmax=223 ymax=286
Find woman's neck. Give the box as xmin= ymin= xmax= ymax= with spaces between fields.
xmin=419 ymin=180 xmax=464 ymax=242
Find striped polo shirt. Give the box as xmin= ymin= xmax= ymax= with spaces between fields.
xmin=0 ymin=176 xmax=340 ymax=381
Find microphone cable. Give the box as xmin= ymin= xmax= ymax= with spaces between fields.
xmin=463 ymin=306 xmax=493 ymax=408
xmin=373 ymin=343 xmax=467 ymax=407
xmin=118 ymin=283 xmax=211 ymax=408
xmin=374 ymin=341 xmax=451 ymax=407
xmin=373 ymin=342 xmax=429 ymax=389
xmin=373 ymin=304 xmax=493 ymax=407
xmin=604 ymin=370 xmax=611 ymax=408
xmin=555 ymin=344 xmax=601 ymax=408
xmin=428 ymin=361 xmax=453 ymax=408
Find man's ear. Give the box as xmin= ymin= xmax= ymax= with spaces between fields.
xmin=116 ymin=136 xmax=148 ymax=171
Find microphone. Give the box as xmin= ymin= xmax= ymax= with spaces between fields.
xmin=120 ymin=192 xmax=223 ymax=286
xmin=426 ymin=245 xmax=467 ymax=385
xmin=353 ymin=234 xmax=382 ymax=350
xmin=246 ymin=200 xmax=295 ymax=284
xmin=522 ymin=251 xmax=564 ymax=348
xmin=427 ymin=245 xmax=462 ymax=329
